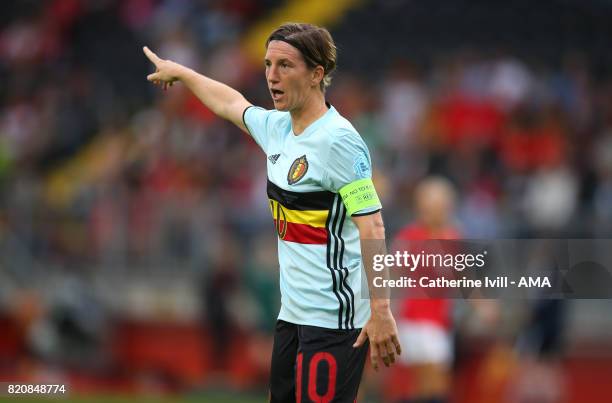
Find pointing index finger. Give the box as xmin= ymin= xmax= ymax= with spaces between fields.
xmin=143 ymin=46 xmax=160 ymax=65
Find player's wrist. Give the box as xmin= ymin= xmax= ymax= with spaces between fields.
xmin=171 ymin=63 xmax=190 ymax=82
xmin=370 ymin=298 xmax=390 ymax=312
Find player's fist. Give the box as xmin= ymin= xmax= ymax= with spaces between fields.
xmin=143 ymin=46 xmax=181 ymax=90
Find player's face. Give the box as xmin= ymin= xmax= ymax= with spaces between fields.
xmin=265 ymin=41 xmax=316 ymax=112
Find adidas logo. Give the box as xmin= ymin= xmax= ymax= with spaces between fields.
xmin=268 ymin=154 xmax=281 ymax=164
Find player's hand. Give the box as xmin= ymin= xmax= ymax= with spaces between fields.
xmin=143 ymin=46 xmax=181 ymax=91
xmin=353 ymin=301 xmax=401 ymax=371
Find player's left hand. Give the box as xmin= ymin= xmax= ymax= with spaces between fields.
xmin=353 ymin=301 xmax=401 ymax=371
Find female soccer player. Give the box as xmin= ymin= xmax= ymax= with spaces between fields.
xmin=144 ymin=22 xmax=401 ymax=402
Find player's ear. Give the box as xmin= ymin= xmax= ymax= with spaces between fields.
xmin=311 ymin=65 xmax=324 ymax=88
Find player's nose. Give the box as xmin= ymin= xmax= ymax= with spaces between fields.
xmin=267 ymin=65 xmax=280 ymax=83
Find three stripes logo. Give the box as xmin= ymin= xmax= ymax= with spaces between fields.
xmin=268 ymin=153 xmax=281 ymax=164
xmin=325 ymin=194 xmax=355 ymax=330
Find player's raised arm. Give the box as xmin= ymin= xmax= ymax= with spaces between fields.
xmin=143 ymin=46 xmax=252 ymax=133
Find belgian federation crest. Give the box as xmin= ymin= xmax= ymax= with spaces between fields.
xmin=287 ymin=155 xmax=308 ymax=185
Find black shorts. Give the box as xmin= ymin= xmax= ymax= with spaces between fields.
xmin=269 ymin=320 xmax=369 ymax=403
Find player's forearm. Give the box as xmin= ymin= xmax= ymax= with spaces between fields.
xmin=178 ymin=66 xmax=249 ymax=125
xmin=354 ymin=213 xmax=391 ymax=305
xmin=360 ymin=237 xmax=391 ymax=309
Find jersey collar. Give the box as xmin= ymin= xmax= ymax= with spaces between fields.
xmin=291 ymin=102 xmax=336 ymax=138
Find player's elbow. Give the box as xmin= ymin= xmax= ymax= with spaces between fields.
xmin=355 ymin=213 xmax=386 ymax=239
xmin=370 ymin=218 xmax=386 ymax=239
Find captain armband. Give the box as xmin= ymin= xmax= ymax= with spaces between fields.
xmin=339 ymin=178 xmax=382 ymax=216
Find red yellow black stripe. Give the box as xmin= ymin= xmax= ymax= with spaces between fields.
xmin=268 ymin=180 xmax=335 ymax=245
xmin=267 ymin=180 xmax=335 ymax=211
xmin=272 ymin=219 xmax=328 ymax=244
xmin=269 ymin=199 xmax=329 ymax=244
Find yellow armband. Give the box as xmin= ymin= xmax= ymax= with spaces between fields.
xmin=339 ymin=178 xmax=381 ymax=216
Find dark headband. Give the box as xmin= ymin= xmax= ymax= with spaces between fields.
xmin=268 ymin=34 xmax=320 ymax=69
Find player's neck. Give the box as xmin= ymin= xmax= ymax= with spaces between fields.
xmin=290 ymin=92 xmax=328 ymax=135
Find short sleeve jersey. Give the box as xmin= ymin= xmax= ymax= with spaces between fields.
xmin=243 ymin=104 xmax=381 ymax=330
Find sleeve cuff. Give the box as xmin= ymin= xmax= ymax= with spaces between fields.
xmin=352 ymin=208 xmax=382 ymax=217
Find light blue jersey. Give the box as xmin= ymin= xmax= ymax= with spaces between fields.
xmin=243 ymin=104 xmax=381 ymax=330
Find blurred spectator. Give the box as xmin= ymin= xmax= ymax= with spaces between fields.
xmin=200 ymin=232 xmax=239 ymax=373
xmin=390 ymin=177 xmax=461 ymax=403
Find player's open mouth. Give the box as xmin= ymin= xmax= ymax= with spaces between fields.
xmin=271 ymin=89 xmax=284 ymax=100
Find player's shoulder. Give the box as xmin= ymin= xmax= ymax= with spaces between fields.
xmin=267 ymin=107 xmax=292 ymax=129
xmin=246 ymin=106 xmax=291 ymax=129
xmin=321 ymin=107 xmax=366 ymax=146
xmin=325 ymin=107 xmax=359 ymax=136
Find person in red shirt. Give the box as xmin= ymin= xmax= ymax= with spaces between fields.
xmin=393 ymin=176 xmax=460 ymax=403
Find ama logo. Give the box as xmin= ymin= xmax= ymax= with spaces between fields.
xmin=518 ymin=277 xmax=552 ymax=287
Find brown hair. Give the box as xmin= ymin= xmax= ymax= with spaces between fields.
xmin=266 ymin=23 xmax=337 ymax=92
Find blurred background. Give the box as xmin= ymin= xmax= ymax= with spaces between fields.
xmin=1 ymin=0 xmax=612 ymax=402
